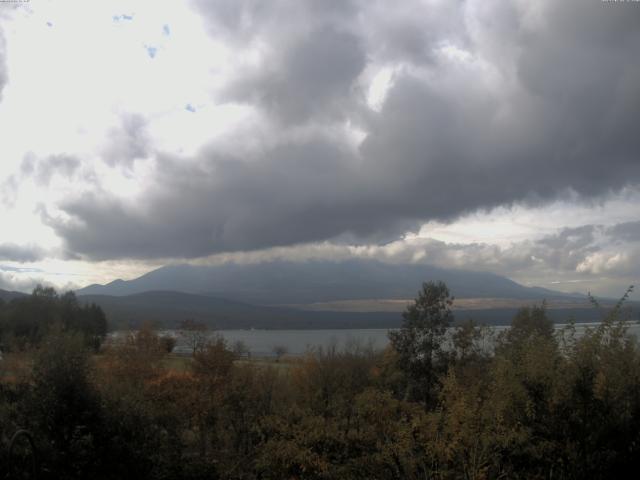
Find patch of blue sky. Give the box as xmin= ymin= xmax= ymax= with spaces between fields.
xmin=113 ymin=14 xmax=134 ymax=22
xmin=0 ymin=266 xmax=44 ymax=274
xmin=146 ymin=46 xmax=158 ymax=59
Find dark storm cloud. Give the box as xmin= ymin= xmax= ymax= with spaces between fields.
xmin=0 ymin=243 xmax=45 ymax=262
xmin=607 ymin=221 xmax=640 ymax=243
xmin=50 ymin=0 xmax=640 ymax=260
xmin=50 ymin=140 xmax=404 ymax=259
xmin=225 ymin=27 xmax=366 ymax=124
xmin=362 ymin=0 xmax=469 ymax=64
xmin=196 ymin=0 xmax=368 ymax=125
xmin=193 ymin=0 xmax=358 ymax=44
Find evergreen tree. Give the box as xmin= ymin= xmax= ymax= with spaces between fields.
xmin=389 ymin=281 xmax=454 ymax=405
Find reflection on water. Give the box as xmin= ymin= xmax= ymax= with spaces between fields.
xmin=109 ymin=321 xmax=640 ymax=357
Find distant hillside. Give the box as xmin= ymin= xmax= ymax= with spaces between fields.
xmin=3 ymin=279 xmax=630 ymax=331
xmin=77 ymin=290 xmax=402 ymax=330
xmin=0 ymin=289 xmax=28 ymax=302
xmin=77 ymin=259 xmax=578 ymax=304
xmin=75 ymin=290 xmax=618 ymax=331
xmin=0 ymin=287 xmax=626 ymax=330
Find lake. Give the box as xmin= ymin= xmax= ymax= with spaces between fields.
xmin=137 ymin=321 xmax=640 ymax=357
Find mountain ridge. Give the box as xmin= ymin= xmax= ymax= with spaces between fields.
xmin=2 ymin=287 xmax=631 ymax=330
xmin=75 ymin=289 xmax=619 ymax=330
xmin=77 ymin=259 xmax=579 ymax=304
xmin=0 ymin=289 xmax=28 ymax=302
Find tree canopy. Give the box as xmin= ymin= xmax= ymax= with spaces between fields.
xmin=388 ymin=280 xmax=454 ymax=404
xmin=0 ymin=285 xmax=107 ymax=350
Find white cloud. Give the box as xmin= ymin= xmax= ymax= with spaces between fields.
xmin=366 ymin=66 xmax=395 ymax=112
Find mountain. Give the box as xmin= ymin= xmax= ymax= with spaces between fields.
xmin=77 ymin=259 xmax=577 ymax=304
xmin=0 ymin=289 xmax=28 ymax=302
xmin=77 ymin=290 xmax=403 ymax=330
xmin=76 ymin=290 xmax=610 ymax=330
xmin=2 ymin=276 xmax=625 ymax=330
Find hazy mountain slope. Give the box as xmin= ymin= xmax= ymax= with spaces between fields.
xmin=77 ymin=290 xmax=402 ymax=329
xmin=76 ymin=290 xmax=614 ymax=330
xmin=77 ymin=259 xmax=576 ymax=304
xmin=0 ymin=289 xmax=28 ymax=302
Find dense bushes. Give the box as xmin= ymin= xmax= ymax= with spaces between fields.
xmin=0 ymin=283 xmax=638 ymax=478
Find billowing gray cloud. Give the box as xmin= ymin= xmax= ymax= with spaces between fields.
xmin=193 ymin=0 xmax=359 ymax=45
xmin=194 ymin=0 xmax=367 ymax=124
xmin=528 ymin=226 xmax=599 ymax=271
xmin=1 ymin=154 xmax=81 ymax=207
xmin=21 ymin=153 xmax=81 ymax=186
xmin=345 ymin=222 xmax=638 ymax=293
xmin=0 ymin=269 xmax=48 ymax=293
xmin=420 ymin=223 xmax=640 ymax=289
xmin=0 ymin=174 xmax=18 ymax=207
xmin=48 ymin=0 xmax=640 ymax=260
xmin=50 ymin=140 xmax=377 ymax=259
xmin=225 ymin=26 xmax=366 ymax=124
xmin=361 ymin=0 xmax=469 ymax=64
xmin=102 ymin=113 xmax=150 ymax=167
xmin=0 ymin=243 xmax=46 ymax=262
xmin=188 ymin=218 xmax=638 ymax=290
xmin=607 ymin=221 xmax=640 ymax=243
xmin=0 ymin=5 xmax=19 ymax=102
xmin=1 ymin=153 xmax=83 ymax=209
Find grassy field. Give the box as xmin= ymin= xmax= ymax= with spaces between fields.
xmin=277 ymin=297 xmax=602 ymax=313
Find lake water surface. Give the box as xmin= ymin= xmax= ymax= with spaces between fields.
xmin=142 ymin=321 xmax=640 ymax=357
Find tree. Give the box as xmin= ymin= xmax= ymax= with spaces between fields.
xmin=500 ymin=303 xmax=554 ymax=349
xmin=232 ymin=339 xmax=249 ymax=357
xmin=159 ymin=335 xmax=177 ymax=353
xmin=178 ymin=319 xmax=209 ymax=355
xmin=191 ymin=336 xmax=235 ymax=460
xmin=0 ymin=286 xmax=108 ymax=351
xmin=452 ymin=318 xmax=482 ymax=362
xmin=388 ymin=280 xmax=454 ymax=405
xmin=27 ymin=330 xmax=102 ymax=476
xmin=272 ymin=345 xmax=288 ymax=362
xmin=192 ymin=336 xmax=235 ymax=381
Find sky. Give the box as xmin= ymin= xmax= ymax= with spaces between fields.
xmin=0 ymin=0 xmax=639 ymax=299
